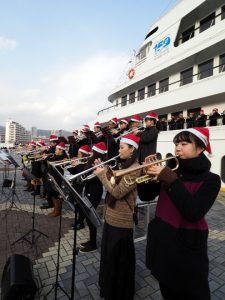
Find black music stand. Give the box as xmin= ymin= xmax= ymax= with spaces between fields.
xmin=11 ymin=183 xmax=49 ymax=247
xmin=44 ymin=171 xmax=101 ymax=300
xmin=0 ymin=152 xmax=22 ymax=216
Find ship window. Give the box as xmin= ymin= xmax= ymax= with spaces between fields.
xmin=198 ymin=59 xmax=213 ymax=80
xmin=147 ymin=83 xmax=156 ymax=97
xmin=199 ymin=12 xmax=215 ymax=33
xmin=219 ymin=54 xmax=225 ymax=73
xmin=129 ymin=92 xmax=135 ymax=104
xmin=159 ymin=78 xmax=169 ymax=94
xmin=145 ymin=27 xmax=158 ymax=40
xmin=138 ymin=88 xmax=145 ymax=101
xmin=180 ymin=67 xmax=193 ymax=86
xmin=222 ymin=5 xmax=225 ymax=20
xmin=181 ymin=26 xmax=195 ymax=43
xmin=121 ymin=95 xmax=127 ymax=107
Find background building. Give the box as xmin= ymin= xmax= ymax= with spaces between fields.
xmin=5 ymin=119 xmax=31 ymax=145
xmin=31 ymin=126 xmax=38 ymax=139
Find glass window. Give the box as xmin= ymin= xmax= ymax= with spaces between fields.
xmin=222 ymin=5 xmax=225 ymax=20
xmin=198 ymin=59 xmax=213 ymax=80
xmin=182 ymin=26 xmax=195 ymax=43
xmin=219 ymin=54 xmax=225 ymax=72
xmin=199 ymin=12 xmax=215 ymax=33
xmin=159 ymin=78 xmax=169 ymax=93
xmin=138 ymin=88 xmax=145 ymax=101
xmin=121 ymin=95 xmax=127 ymax=107
xmin=129 ymin=92 xmax=135 ymax=104
xmin=180 ymin=67 xmax=193 ymax=85
xmin=147 ymin=83 xmax=156 ymax=97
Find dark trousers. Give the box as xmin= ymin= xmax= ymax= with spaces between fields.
xmin=85 ymin=184 xmax=103 ymax=247
xmin=159 ymin=281 xmax=210 ymax=300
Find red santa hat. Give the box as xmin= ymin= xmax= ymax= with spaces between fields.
xmin=94 ymin=121 xmax=101 ymax=128
xmin=30 ymin=141 xmax=36 ymax=146
xmin=80 ymin=124 xmax=90 ymax=133
xmin=92 ymin=142 xmax=107 ymax=154
xmin=49 ymin=134 xmax=58 ymax=141
xmin=120 ymin=133 xmax=140 ymax=149
xmin=145 ymin=112 xmax=158 ymax=119
xmin=130 ymin=114 xmax=141 ymax=122
xmin=79 ymin=145 xmax=92 ymax=155
xmin=183 ymin=127 xmax=212 ymax=155
xmin=36 ymin=140 xmax=46 ymax=147
xmin=56 ymin=142 xmax=66 ymax=151
xmin=120 ymin=117 xmax=129 ymax=124
xmin=110 ymin=117 xmax=118 ymax=124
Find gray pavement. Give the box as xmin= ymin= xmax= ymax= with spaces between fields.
xmin=0 ymin=163 xmax=225 ymax=300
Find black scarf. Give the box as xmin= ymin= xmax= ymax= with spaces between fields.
xmin=176 ymin=153 xmax=211 ymax=181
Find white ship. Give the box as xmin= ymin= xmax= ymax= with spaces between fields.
xmin=95 ymin=0 xmax=225 ymax=188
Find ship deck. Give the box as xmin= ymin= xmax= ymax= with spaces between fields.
xmin=0 ymin=162 xmax=225 ymax=299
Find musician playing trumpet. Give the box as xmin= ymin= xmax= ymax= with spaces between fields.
xmin=93 ymin=133 xmax=141 ymax=300
xmin=138 ymin=128 xmax=221 ymax=300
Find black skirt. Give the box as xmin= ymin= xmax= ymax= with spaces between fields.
xmin=99 ymin=222 xmax=135 ymax=300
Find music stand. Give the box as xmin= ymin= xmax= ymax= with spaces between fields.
xmin=44 ymin=168 xmax=101 ymax=300
xmin=0 ymin=151 xmax=22 ymax=215
xmin=11 ymin=183 xmax=49 ymax=247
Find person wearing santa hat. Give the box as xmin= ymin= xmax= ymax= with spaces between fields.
xmin=79 ymin=142 xmax=107 ymax=253
xmin=66 ymin=145 xmax=93 ymax=230
xmin=118 ymin=117 xmax=129 ymax=135
xmin=139 ymin=127 xmax=221 ymax=300
xmin=93 ymin=121 xmax=105 ymax=142
xmin=101 ymin=117 xmax=120 ymax=159
xmin=43 ymin=142 xmax=68 ymax=216
xmin=129 ymin=114 xmax=142 ymax=133
xmin=93 ymin=133 xmax=142 ymax=299
xmin=138 ymin=111 xmax=159 ymax=164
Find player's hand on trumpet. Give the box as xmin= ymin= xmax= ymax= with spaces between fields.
xmin=93 ymin=158 xmax=104 ymax=176
xmin=143 ymin=154 xmax=164 ymax=177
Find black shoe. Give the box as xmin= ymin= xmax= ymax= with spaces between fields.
xmin=79 ymin=244 xmax=97 ymax=253
xmin=40 ymin=203 xmax=53 ymax=209
xmin=71 ymin=223 xmax=85 ymax=230
xmin=31 ymin=190 xmax=40 ymax=196
xmin=80 ymin=241 xmax=91 ymax=248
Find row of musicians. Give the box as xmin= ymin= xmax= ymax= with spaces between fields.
xmin=23 ymin=125 xmax=220 ymax=300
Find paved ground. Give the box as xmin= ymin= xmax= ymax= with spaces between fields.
xmin=0 ymin=159 xmax=225 ymax=300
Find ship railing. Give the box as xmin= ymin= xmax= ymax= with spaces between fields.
xmin=98 ymin=62 xmax=225 ymax=116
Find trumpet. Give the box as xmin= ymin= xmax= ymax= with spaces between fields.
xmin=48 ymin=156 xmax=90 ymax=167
xmin=67 ymin=154 xmax=120 ymax=182
xmin=114 ymin=126 xmax=145 ymax=142
xmin=112 ymin=155 xmax=179 ymax=185
xmin=29 ymin=153 xmax=55 ymax=161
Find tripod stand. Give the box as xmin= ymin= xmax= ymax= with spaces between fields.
xmin=1 ymin=166 xmax=24 ymax=218
xmin=43 ymin=169 xmax=102 ymax=299
xmin=11 ymin=183 xmax=48 ymax=247
xmin=43 ymin=198 xmax=73 ymax=300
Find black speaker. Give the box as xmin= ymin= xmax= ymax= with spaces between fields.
xmin=1 ymin=254 xmax=37 ymax=300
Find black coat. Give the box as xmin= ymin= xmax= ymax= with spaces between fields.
xmin=138 ymin=126 xmax=158 ymax=163
xmin=139 ymin=154 xmax=221 ymax=298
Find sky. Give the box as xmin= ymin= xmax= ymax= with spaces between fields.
xmin=0 ymin=0 xmax=178 ymax=132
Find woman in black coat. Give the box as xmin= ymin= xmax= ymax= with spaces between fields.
xmin=139 ymin=127 xmax=221 ymax=300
